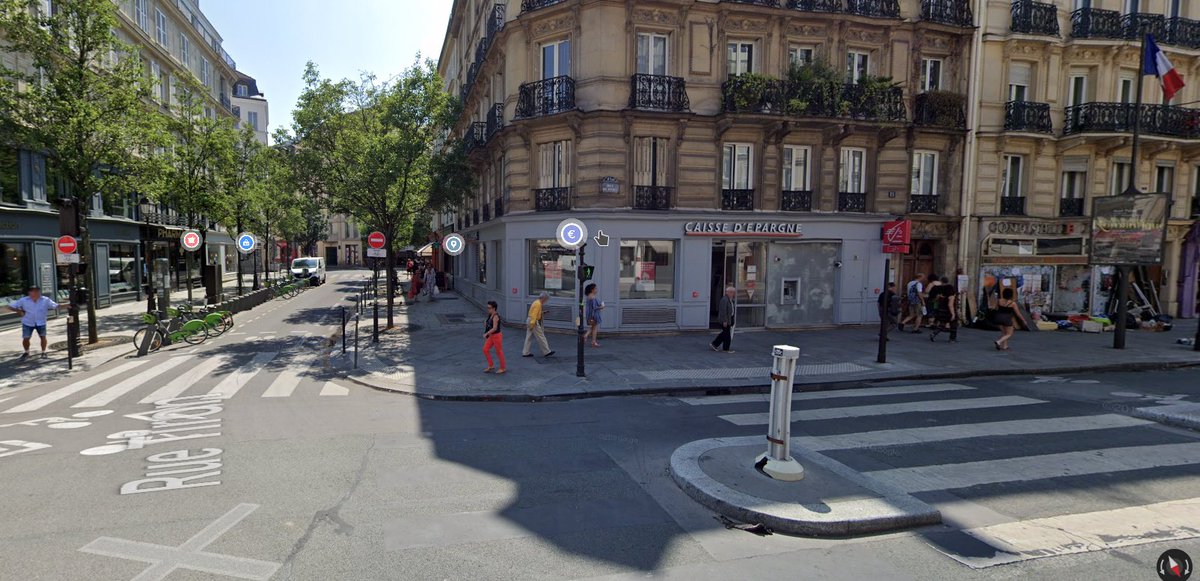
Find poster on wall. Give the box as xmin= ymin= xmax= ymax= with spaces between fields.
xmin=636 ymin=262 xmax=655 ymax=292
xmin=544 ymin=260 xmax=562 ymax=290
xmin=1090 ymin=193 xmax=1169 ymax=265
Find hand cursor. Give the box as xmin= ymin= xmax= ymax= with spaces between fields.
xmin=594 ymin=230 xmax=610 ymax=247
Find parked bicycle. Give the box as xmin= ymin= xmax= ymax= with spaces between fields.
xmin=173 ymin=304 xmax=234 ymax=336
xmin=133 ymin=311 xmax=208 ymax=352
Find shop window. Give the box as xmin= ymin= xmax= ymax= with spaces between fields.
xmin=108 ymin=244 xmax=138 ymax=297
xmin=1036 ymin=238 xmax=1084 ymax=255
xmin=782 ymin=146 xmax=811 ymax=191
xmin=0 ymin=243 xmax=31 ymax=316
xmin=0 ymin=148 xmax=19 ymax=205
xmin=619 ymin=240 xmax=675 ymax=300
xmin=527 ymin=239 xmax=575 ymax=298
xmin=477 ymin=242 xmax=487 ymax=285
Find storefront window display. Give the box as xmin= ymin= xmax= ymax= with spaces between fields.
xmin=108 ymin=244 xmax=138 ymax=298
xmin=478 ymin=242 xmax=487 ymax=285
xmin=0 ymin=243 xmax=30 ymax=317
xmin=528 ymin=239 xmax=575 ymax=298
xmin=619 ymin=240 xmax=675 ymax=299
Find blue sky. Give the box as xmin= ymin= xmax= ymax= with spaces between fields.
xmin=203 ymin=0 xmax=452 ymax=139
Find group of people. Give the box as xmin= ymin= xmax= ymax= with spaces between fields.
xmin=482 ymin=283 xmax=608 ymax=375
xmin=405 ymin=259 xmax=440 ymax=303
xmin=880 ymin=272 xmax=1023 ymax=350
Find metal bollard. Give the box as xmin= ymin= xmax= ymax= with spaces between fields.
xmin=341 ymin=306 xmax=347 ymax=354
xmin=756 ymin=344 xmax=805 ymax=481
xmin=354 ymin=314 xmax=359 ymax=369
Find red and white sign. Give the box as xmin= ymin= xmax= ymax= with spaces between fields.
xmin=56 ymin=236 xmax=78 ymax=254
xmin=882 ymin=220 xmax=912 ymax=254
xmin=367 ymin=231 xmax=386 ymax=250
xmin=180 ymin=230 xmax=203 ymax=252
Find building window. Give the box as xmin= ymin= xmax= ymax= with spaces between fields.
xmin=788 ymin=46 xmax=814 ymax=67
xmin=1002 ymin=155 xmax=1024 ymax=198
xmin=538 ymin=141 xmax=571 ymax=188
xmin=201 ymin=58 xmax=210 ymax=87
xmin=1069 ymin=74 xmax=1088 ymax=107
xmin=633 ymin=137 xmax=668 ymax=186
xmin=159 ymin=69 xmax=170 ymax=103
xmin=527 ymin=239 xmax=576 ymax=298
xmin=722 ymin=143 xmax=753 ymax=190
xmin=1118 ymin=75 xmax=1135 ymax=103
xmin=840 ymin=147 xmax=867 ymax=193
xmin=541 ymin=39 xmax=570 ymax=79
xmin=477 ymin=242 xmax=487 ymax=285
xmin=247 ymin=111 xmax=259 ymax=131
xmin=911 ymin=151 xmax=938 ymax=196
xmin=156 ymin=9 xmax=168 ymax=46
xmin=0 ymin=148 xmax=19 ymax=205
xmin=1122 ymin=0 xmax=1138 ymax=15
xmin=0 ymin=243 xmax=32 ymax=313
xmin=1008 ymin=62 xmax=1032 ymax=102
xmin=619 ymin=240 xmax=676 ymax=300
xmin=1062 ymin=170 xmax=1086 ymax=199
xmin=847 ymin=51 xmax=870 ymax=84
xmin=235 ymin=84 xmax=248 ymax=97
xmin=920 ymin=58 xmax=942 ymax=92
xmin=1156 ymin=165 xmax=1174 ymax=195
xmin=1112 ymin=161 xmax=1131 ymax=195
xmin=134 ymin=0 xmax=148 ymax=32
xmin=636 ymin=33 xmax=668 ymax=75
xmin=108 ymin=244 xmax=138 ymax=296
xmin=782 ymin=145 xmax=810 ymax=191
xmin=727 ymin=41 xmax=754 ymax=77
xmin=179 ymin=32 xmax=190 ymax=67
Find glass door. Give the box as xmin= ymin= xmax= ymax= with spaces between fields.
xmin=710 ymin=241 xmax=766 ymax=328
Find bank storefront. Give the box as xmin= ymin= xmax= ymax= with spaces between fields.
xmin=453 ymin=211 xmax=891 ymax=332
xmin=975 ymin=217 xmax=1102 ymax=317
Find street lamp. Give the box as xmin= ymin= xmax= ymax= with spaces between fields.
xmin=138 ymin=196 xmax=156 ymax=313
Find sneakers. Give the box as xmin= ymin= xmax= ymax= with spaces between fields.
xmin=710 ymin=344 xmax=719 ymax=352
xmin=545 ymin=351 xmax=556 ymax=357
xmin=18 ymin=352 xmax=29 ymax=361
xmin=39 ymin=352 xmax=47 ymax=359
xmin=522 ymin=353 xmax=533 ymax=357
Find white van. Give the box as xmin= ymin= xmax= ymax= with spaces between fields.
xmin=290 ymin=257 xmax=326 ymax=286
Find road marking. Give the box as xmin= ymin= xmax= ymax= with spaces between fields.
xmin=867 ymin=442 xmax=1200 ymax=493
xmin=79 ymin=503 xmax=280 ymax=581
xmin=207 ymin=353 xmax=278 ymax=399
xmin=73 ymin=357 xmax=195 ymax=408
xmin=0 ymin=397 xmax=11 ymax=405
xmin=319 ymin=382 xmax=348 ymax=396
xmin=719 ymin=396 xmax=1047 ymax=426
xmin=0 ymin=440 xmax=51 ymax=458
xmin=945 ymin=497 xmax=1200 ymax=568
xmin=678 ymin=383 xmax=975 ymax=406
xmin=260 ymin=368 xmax=302 ymax=398
xmin=4 ymin=361 xmax=149 ymax=414
xmin=139 ymin=356 xmax=233 ymax=404
xmin=796 ymin=414 xmax=1154 ymax=451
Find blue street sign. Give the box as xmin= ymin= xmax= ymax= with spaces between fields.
xmin=556 ymin=219 xmax=588 ymax=250
xmin=443 ymin=233 xmax=466 ymax=257
xmin=236 ymin=232 xmax=256 ymax=254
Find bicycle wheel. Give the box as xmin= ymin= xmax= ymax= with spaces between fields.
xmin=181 ymin=320 xmax=208 ymax=345
xmin=133 ymin=328 xmax=163 ymax=352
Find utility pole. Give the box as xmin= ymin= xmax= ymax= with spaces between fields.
xmin=576 ymin=243 xmax=586 ymax=378
xmin=1113 ymin=34 xmax=1150 ymax=350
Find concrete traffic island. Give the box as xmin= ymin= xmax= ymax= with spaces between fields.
xmin=669 ymin=435 xmax=942 ymax=537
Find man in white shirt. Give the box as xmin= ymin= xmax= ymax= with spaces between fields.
xmin=7 ymin=286 xmax=60 ymax=360
xmin=899 ymin=273 xmax=926 ymax=333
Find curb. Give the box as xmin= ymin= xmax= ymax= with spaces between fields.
xmin=342 ymin=358 xmax=1200 ymax=403
xmin=1132 ymin=404 xmax=1200 ymax=431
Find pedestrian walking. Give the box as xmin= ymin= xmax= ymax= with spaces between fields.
xmin=993 ymin=287 xmax=1021 ymax=351
xmin=6 ymin=286 xmax=59 ymax=361
xmin=584 ymin=283 xmax=605 ymax=347
xmin=929 ymin=277 xmax=959 ymax=343
xmin=482 ymin=300 xmax=506 ymax=374
xmin=899 ymin=273 xmax=926 ymax=333
xmin=878 ymin=282 xmax=899 ymax=338
xmin=710 ymin=286 xmax=736 ymax=353
xmin=423 ymin=265 xmax=438 ymax=302
xmin=522 ymin=292 xmax=555 ymax=358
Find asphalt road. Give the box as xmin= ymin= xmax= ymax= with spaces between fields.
xmin=1 ymin=268 xmax=1198 ymax=580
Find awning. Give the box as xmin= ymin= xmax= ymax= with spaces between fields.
xmin=416 ymin=243 xmax=434 ymax=256
xmin=400 ymin=245 xmax=416 ymax=253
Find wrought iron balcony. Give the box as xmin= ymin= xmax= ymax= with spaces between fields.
xmin=516 ymin=76 xmax=576 ymax=118
xmin=487 ymin=4 xmax=507 ymax=38
xmin=633 ymin=186 xmax=672 ymax=210
xmin=722 ymin=77 xmax=906 ymax=122
xmin=908 ymin=194 xmax=940 ymax=214
xmin=486 ymin=103 xmax=504 ymax=139
xmin=838 ymin=192 xmax=867 ymax=212
xmin=465 ymin=122 xmax=487 ymax=154
xmin=1063 ymin=102 xmax=1200 ymax=139
xmin=914 ymin=92 xmax=966 ymax=129
xmin=788 ymin=0 xmax=841 ymax=12
xmin=1000 ymin=196 xmax=1026 ymax=216
xmin=921 ymin=0 xmax=972 ymax=27
xmin=721 ymin=76 xmax=787 ymax=115
xmin=472 ymin=209 xmax=480 ymax=225
xmin=1070 ymin=8 xmax=1126 ymax=39
xmin=456 ymin=218 xmax=463 ymax=230
xmin=1010 ymin=0 xmax=1059 ymax=36
xmin=1122 ymin=12 xmax=1167 ymax=41
xmin=1167 ymin=17 xmax=1200 ymax=50
xmin=721 ymin=189 xmax=755 ymax=211
xmin=781 ymin=190 xmax=813 ymax=212
xmin=721 ymin=0 xmax=780 ymax=6
xmin=1059 ymin=197 xmax=1084 ymax=217
xmin=482 ymin=204 xmax=491 ymax=222
xmin=629 ymin=74 xmax=690 ymax=112
xmin=534 ymin=187 xmax=570 ymax=211
xmin=494 ymin=197 xmax=504 ymax=218
xmin=520 ymin=0 xmax=567 ymax=13
xmin=842 ymin=83 xmax=907 ymax=122
xmin=845 ymin=0 xmax=900 ymax=19
xmin=1004 ymin=101 xmax=1053 ymax=133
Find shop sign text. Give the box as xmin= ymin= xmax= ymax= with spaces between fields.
xmin=987 ymin=221 xmax=1084 ymax=236
xmin=684 ymin=222 xmax=802 ymax=237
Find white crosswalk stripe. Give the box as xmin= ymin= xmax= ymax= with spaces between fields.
xmin=678 ymin=383 xmax=975 ymax=406
xmin=718 ymin=395 xmax=1046 ymax=426
xmin=261 ymin=367 xmax=304 ymax=398
xmin=319 ymin=382 xmax=349 ymax=396
xmin=139 ymin=355 xmax=232 ymax=404
xmin=72 ymin=356 xmax=194 ymax=408
xmin=4 ymin=361 xmax=148 ymax=413
xmin=208 ymin=352 xmax=278 ymax=399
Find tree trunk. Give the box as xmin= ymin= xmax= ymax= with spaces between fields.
xmin=79 ymin=216 xmax=100 ymax=344
xmin=386 ymin=226 xmax=396 ymax=329
xmin=235 ymin=218 xmax=244 ymax=296
xmin=185 ymin=250 xmax=194 ymax=303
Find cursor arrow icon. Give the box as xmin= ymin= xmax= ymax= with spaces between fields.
xmin=594 ymin=230 xmax=610 ymax=247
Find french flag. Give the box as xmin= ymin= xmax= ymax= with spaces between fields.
xmin=1144 ymin=35 xmax=1185 ymax=101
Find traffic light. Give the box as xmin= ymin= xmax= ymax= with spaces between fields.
xmin=578 ymin=264 xmax=594 ymax=282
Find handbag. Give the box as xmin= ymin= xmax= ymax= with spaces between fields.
xmin=433 ymin=285 xmax=440 ymax=296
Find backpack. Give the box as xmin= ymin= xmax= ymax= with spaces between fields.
xmin=906 ymin=281 xmax=921 ymax=304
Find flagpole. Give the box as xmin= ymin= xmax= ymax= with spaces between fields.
xmin=1114 ymin=34 xmax=1149 ymax=350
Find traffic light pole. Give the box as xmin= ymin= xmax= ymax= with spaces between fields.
xmin=576 ymin=243 xmax=586 ymax=378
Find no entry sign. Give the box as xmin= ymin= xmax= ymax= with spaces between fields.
xmin=181 ymin=230 xmax=203 ymax=252
xmin=56 ymin=236 xmax=78 ymax=254
xmin=367 ymin=231 xmax=386 ymax=250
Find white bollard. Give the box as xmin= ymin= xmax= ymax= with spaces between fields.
xmin=756 ymin=344 xmax=805 ymax=481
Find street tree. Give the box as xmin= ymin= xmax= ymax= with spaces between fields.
xmin=0 ymin=0 xmax=166 ymax=342
xmin=250 ymin=145 xmax=302 ymax=284
xmin=216 ymin=125 xmax=269 ymax=294
xmin=283 ymin=59 xmax=472 ymax=327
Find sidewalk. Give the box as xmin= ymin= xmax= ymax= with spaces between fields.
xmin=338 ymin=283 xmax=1200 ymax=401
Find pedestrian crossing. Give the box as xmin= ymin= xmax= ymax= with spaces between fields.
xmin=1 ymin=351 xmax=352 ymax=414
xmin=683 ymin=382 xmax=1200 ymax=567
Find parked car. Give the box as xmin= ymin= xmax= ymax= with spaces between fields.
xmin=290 ymin=257 xmax=327 ymax=286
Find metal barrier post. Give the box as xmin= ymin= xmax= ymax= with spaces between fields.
xmin=354 ymin=314 xmax=360 ymax=369
xmin=373 ymin=289 xmax=379 ymax=343
xmin=756 ymin=344 xmax=804 ymax=481
xmin=341 ymin=306 xmax=347 ymax=354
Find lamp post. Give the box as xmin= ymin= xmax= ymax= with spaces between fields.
xmin=138 ymin=197 xmax=156 ymax=314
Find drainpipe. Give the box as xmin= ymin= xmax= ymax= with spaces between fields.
xmin=959 ymin=0 xmax=987 ymax=289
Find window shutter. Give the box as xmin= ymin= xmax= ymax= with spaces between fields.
xmin=1009 ymin=62 xmax=1033 ymax=89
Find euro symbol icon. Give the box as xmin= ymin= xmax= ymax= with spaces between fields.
xmin=594 ymin=230 xmax=610 ymax=247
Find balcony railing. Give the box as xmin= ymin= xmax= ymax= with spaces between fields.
xmin=1168 ymin=18 xmax=1200 ymax=50
xmin=465 ymin=122 xmax=488 ymax=154
xmin=788 ymin=0 xmax=841 ymax=12
xmin=845 ymin=0 xmax=900 ymax=19
xmin=1063 ymin=102 xmax=1200 ymax=139
xmin=486 ymin=103 xmax=504 ymax=139
xmin=520 ymin=0 xmax=567 ymax=13
xmin=723 ymin=76 xmax=905 ymax=122
xmin=921 ymin=0 xmax=973 ymax=27
xmin=516 ymin=76 xmax=576 ymax=118
xmin=914 ymin=92 xmax=966 ymax=129
xmin=534 ymin=187 xmax=570 ymax=211
xmin=722 ymin=0 xmax=780 ymax=5
xmin=633 ymin=186 xmax=672 ymax=210
xmin=1071 ymin=9 xmax=1200 ymax=48
xmin=1059 ymin=197 xmax=1085 ymax=217
xmin=1121 ymin=12 xmax=1168 ymax=41
xmin=482 ymin=204 xmax=491 ymax=222
xmin=1010 ymin=0 xmax=1059 ymax=36
xmin=488 ymin=4 xmax=507 ymax=38
xmin=1004 ymin=101 xmax=1053 ymax=133
xmin=908 ymin=194 xmax=940 ymax=214
xmin=1071 ymin=8 xmax=1129 ymax=39
xmin=629 ymin=74 xmax=690 ymax=112
xmin=838 ymin=192 xmax=867 ymax=212
xmin=721 ymin=189 xmax=755 ymax=211
xmin=494 ymin=197 xmax=504 ymax=218
xmin=1000 ymin=196 xmax=1026 ymax=216
xmin=781 ymin=190 xmax=813 ymax=212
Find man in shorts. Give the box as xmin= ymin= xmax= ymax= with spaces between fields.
xmin=7 ymin=286 xmax=60 ymax=360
